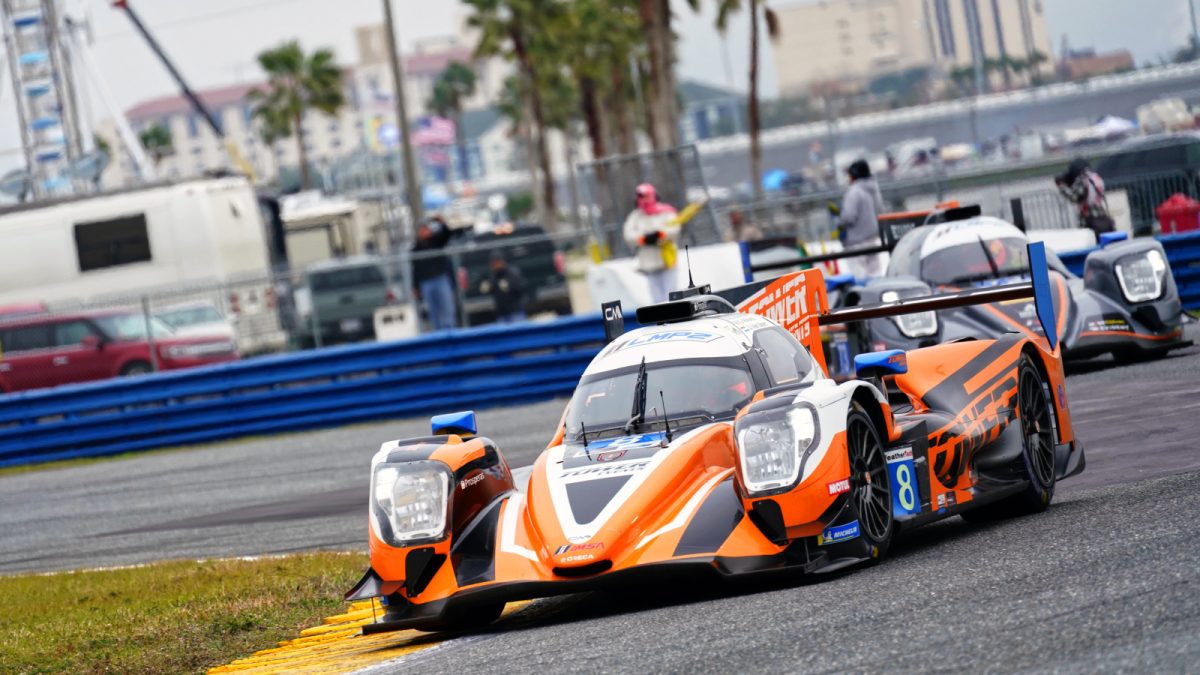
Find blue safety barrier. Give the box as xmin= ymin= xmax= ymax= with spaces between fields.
xmin=1057 ymin=231 xmax=1200 ymax=309
xmin=0 ymin=315 xmax=607 ymax=468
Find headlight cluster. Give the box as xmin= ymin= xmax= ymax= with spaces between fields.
xmin=735 ymin=405 xmax=819 ymax=495
xmin=371 ymin=460 xmax=452 ymax=546
xmin=162 ymin=341 xmax=236 ymax=359
xmin=1115 ymin=249 xmax=1168 ymax=303
xmin=880 ymin=290 xmax=938 ymax=338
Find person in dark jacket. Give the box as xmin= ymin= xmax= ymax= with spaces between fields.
xmin=487 ymin=251 xmax=527 ymax=323
xmin=411 ymin=217 xmax=457 ymax=331
xmin=830 ymin=159 xmax=886 ymax=277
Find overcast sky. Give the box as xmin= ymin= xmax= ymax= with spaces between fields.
xmin=0 ymin=0 xmax=1195 ymax=170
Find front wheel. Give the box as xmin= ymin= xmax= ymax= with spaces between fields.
xmin=419 ymin=601 xmax=504 ymax=633
xmin=847 ymin=406 xmax=894 ymax=561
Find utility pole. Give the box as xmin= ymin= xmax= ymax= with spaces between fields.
xmin=381 ymin=0 xmax=423 ymax=228
xmin=1190 ymin=0 xmax=1200 ymax=56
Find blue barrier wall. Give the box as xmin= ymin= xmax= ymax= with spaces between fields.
xmin=0 ymin=315 xmax=606 ymax=468
xmin=5 ymin=233 xmax=1198 ymax=470
xmin=1057 ymin=231 xmax=1200 ymax=309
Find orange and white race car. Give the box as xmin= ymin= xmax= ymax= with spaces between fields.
xmin=347 ymin=243 xmax=1086 ymax=633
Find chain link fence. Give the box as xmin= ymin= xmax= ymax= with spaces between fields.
xmin=0 ymin=225 xmax=596 ymax=393
xmin=714 ymin=168 xmax=1200 ymax=244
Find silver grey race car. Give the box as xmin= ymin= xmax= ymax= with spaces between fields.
xmin=822 ymin=214 xmax=1190 ymax=378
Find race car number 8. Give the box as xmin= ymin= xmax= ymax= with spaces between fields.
xmin=895 ymin=464 xmax=915 ymax=511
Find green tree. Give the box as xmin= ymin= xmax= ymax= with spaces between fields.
xmin=248 ymin=41 xmax=344 ymax=189
xmin=466 ymin=0 xmax=565 ymax=227
xmin=138 ymin=123 xmax=173 ymax=165
xmin=947 ymin=65 xmax=976 ymax=98
xmin=638 ymin=0 xmax=699 ymax=150
xmin=92 ymin=133 xmax=111 ymax=159
xmin=717 ymin=0 xmax=780 ymax=202
xmin=558 ymin=0 xmax=643 ymax=161
xmin=427 ymin=61 xmax=478 ymax=181
xmin=1027 ymin=50 xmax=1051 ymax=85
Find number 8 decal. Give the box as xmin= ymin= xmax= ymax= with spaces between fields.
xmin=895 ymin=464 xmax=916 ymax=511
xmin=886 ymin=446 xmax=919 ymax=517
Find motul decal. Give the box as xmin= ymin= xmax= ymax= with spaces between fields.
xmin=827 ymin=478 xmax=851 ymax=495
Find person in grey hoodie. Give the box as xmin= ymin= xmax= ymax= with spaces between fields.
xmin=831 ymin=159 xmax=887 ymax=277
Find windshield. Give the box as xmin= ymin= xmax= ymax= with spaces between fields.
xmin=921 ymin=236 xmax=1029 ymax=286
xmin=157 ymin=306 xmax=223 ymax=328
xmin=565 ymin=360 xmax=755 ymax=438
xmin=94 ymin=313 xmax=175 ymax=340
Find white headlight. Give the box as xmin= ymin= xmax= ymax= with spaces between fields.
xmin=1115 ymin=249 xmax=1168 ymax=303
xmin=371 ymin=461 xmax=451 ymax=546
xmin=736 ymin=406 xmax=818 ymax=494
xmin=881 ymin=290 xmax=938 ymax=338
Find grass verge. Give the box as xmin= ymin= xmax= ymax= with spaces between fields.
xmin=0 ymin=552 xmax=368 ymax=675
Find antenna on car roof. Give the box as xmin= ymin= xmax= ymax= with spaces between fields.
xmin=685 ymin=245 xmax=696 ymax=289
xmin=659 ymin=390 xmax=674 ymax=446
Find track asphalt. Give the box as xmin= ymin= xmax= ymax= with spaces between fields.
xmin=1 ymin=329 xmax=1197 ymax=672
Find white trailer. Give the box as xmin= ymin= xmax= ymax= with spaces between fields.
xmin=0 ymin=177 xmax=287 ymax=354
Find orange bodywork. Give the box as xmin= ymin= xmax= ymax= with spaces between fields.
xmin=354 ymin=266 xmax=1083 ymax=631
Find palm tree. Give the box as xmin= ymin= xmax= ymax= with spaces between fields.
xmin=427 ymin=61 xmax=478 ymax=181
xmin=466 ymin=0 xmax=564 ymax=227
xmin=638 ymin=0 xmax=699 ymax=150
xmin=249 ymin=41 xmax=344 ymax=189
xmin=1026 ymin=50 xmax=1050 ymax=85
xmin=559 ymin=0 xmax=642 ymax=162
xmin=717 ymin=0 xmax=780 ymax=202
xmin=138 ymin=123 xmax=173 ymax=165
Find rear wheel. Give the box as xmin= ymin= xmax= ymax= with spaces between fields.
xmin=962 ymin=355 xmax=1057 ymax=521
xmin=847 ymin=407 xmax=894 ymax=561
xmin=1014 ymin=356 xmax=1058 ymax=512
xmin=120 ymin=361 xmax=152 ymax=377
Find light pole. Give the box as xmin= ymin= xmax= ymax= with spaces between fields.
xmin=1190 ymin=0 xmax=1200 ymax=56
xmin=382 ymin=0 xmax=423 ymax=228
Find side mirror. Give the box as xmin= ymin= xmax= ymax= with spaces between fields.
xmin=431 ymin=410 xmax=477 ymax=437
xmin=80 ymin=334 xmax=103 ymax=350
xmin=854 ymin=349 xmax=908 ymax=380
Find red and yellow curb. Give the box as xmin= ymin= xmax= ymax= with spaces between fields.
xmin=209 ymin=600 xmax=530 ymax=674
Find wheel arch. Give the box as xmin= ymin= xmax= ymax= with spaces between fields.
xmin=1018 ymin=341 xmax=1069 ymax=446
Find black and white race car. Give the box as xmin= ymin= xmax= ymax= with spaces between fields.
xmin=823 ymin=215 xmax=1190 ymax=377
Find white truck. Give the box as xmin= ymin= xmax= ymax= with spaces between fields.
xmin=0 ymin=177 xmax=287 ymax=354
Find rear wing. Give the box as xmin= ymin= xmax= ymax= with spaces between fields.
xmin=745 ymin=202 xmax=977 ymax=275
xmin=602 ymin=242 xmax=1059 ymax=376
xmin=725 ymin=242 xmax=1060 ymax=371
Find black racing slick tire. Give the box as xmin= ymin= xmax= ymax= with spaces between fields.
xmin=120 ymin=361 xmax=152 ymax=377
xmin=847 ymin=406 xmax=895 ymax=562
xmin=420 ymin=601 xmax=504 ymax=633
xmin=963 ymin=355 xmax=1058 ymax=522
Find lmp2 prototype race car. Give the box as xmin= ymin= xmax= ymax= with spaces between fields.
xmin=346 ymin=243 xmax=1085 ymax=633
xmin=821 ymin=210 xmax=1189 ymax=377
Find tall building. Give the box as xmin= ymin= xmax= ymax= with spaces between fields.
xmin=771 ymin=0 xmax=1053 ymax=97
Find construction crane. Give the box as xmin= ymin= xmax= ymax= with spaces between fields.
xmin=111 ymin=0 xmax=256 ymax=180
